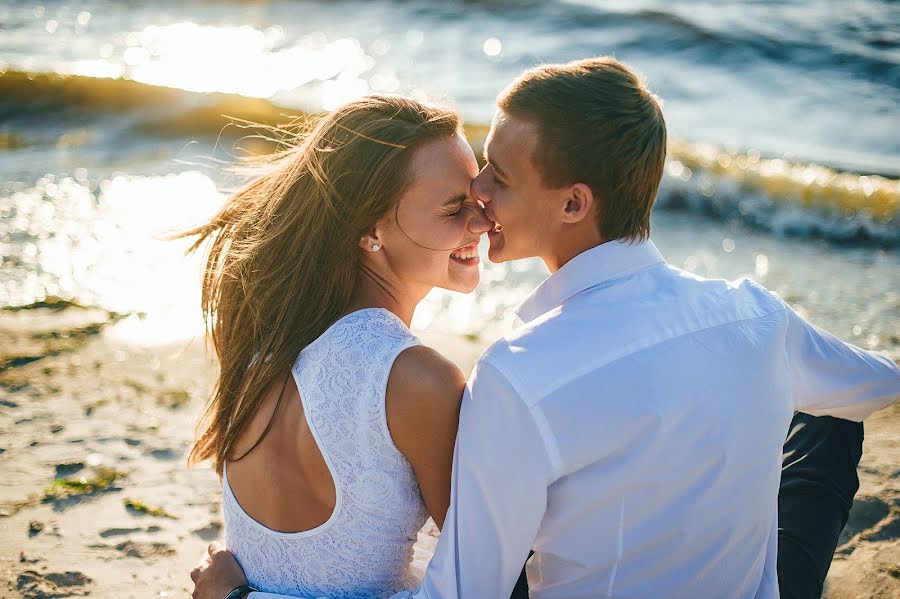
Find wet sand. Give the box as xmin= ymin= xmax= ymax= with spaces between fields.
xmin=0 ymin=303 xmax=896 ymax=598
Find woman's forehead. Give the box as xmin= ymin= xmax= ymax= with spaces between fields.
xmin=404 ymin=136 xmax=477 ymax=204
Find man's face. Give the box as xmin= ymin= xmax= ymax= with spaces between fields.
xmin=471 ymin=111 xmax=558 ymax=265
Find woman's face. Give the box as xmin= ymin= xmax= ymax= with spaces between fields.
xmin=375 ymin=133 xmax=491 ymax=295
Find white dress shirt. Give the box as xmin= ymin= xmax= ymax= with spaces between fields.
xmin=251 ymin=239 xmax=898 ymax=599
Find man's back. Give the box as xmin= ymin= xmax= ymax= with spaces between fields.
xmin=487 ymin=261 xmax=793 ymax=597
xmin=418 ymin=240 xmax=898 ymax=599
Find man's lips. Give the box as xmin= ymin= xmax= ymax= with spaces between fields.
xmin=484 ymin=211 xmax=502 ymax=233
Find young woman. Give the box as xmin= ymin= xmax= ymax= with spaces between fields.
xmin=183 ymin=95 xmax=491 ymax=598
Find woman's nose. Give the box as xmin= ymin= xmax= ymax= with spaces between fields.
xmin=467 ymin=202 xmax=493 ymax=234
xmin=471 ymin=166 xmax=493 ymax=203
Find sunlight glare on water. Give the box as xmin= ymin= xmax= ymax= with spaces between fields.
xmin=94 ymin=172 xmax=223 ymax=345
xmin=1 ymin=170 xmax=225 ymax=345
xmin=62 ymin=22 xmax=374 ymax=107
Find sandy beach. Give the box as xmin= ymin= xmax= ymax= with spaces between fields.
xmin=0 ymin=302 xmax=896 ymax=598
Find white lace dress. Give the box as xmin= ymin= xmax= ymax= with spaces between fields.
xmin=223 ymin=308 xmax=428 ymax=598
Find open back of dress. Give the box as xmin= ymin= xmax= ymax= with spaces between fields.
xmin=223 ymin=308 xmax=427 ymax=598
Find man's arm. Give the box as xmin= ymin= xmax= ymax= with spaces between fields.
xmin=781 ymin=299 xmax=899 ymax=419
xmin=410 ymin=359 xmax=556 ymax=598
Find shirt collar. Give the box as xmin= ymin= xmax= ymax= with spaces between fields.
xmin=514 ymin=238 xmax=666 ymax=327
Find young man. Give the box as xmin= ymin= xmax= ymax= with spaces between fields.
xmin=194 ymin=58 xmax=898 ymax=598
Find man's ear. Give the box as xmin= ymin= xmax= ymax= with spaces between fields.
xmin=560 ymin=183 xmax=594 ymax=225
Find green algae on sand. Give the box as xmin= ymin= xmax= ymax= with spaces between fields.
xmin=123 ymin=498 xmax=177 ymax=519
xmin=43 ymin=467 xmax=127 ymax=501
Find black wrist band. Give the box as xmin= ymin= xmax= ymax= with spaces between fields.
xmin=223 ymin=584 xmax=258 ymax=599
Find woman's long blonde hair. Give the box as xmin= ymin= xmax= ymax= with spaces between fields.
xmin=181 ymin=95 xmax=460 ymax=474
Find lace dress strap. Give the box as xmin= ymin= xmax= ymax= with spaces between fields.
xmin=293 ymin=307 xmax=421 ymax=500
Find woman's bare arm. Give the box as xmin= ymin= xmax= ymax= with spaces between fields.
xmin=385 ymin=346 xmax=465 ymax=530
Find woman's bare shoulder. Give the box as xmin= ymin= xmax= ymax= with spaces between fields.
xmin=385 ymin=345 xmax=465 ymax=450
xmin=389 ymin=345 xmax=466 ymax=407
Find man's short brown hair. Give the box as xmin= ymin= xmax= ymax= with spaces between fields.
xmin=498 ymin=57 xmax=667 ymax=242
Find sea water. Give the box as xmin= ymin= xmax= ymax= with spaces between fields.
xmin=0 ymin=0 xmax=897 ymax=356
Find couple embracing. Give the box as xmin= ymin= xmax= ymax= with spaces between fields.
xmin=188 ymin=57 xmax=899 ymax=599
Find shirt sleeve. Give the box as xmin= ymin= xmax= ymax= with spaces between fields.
xmin=247 ymin=359 xmax=555 ymax=599
xmin=781 ymin=300 xmax=900 ymax=420
xmin=403 ymin=358 xmax=556 ymax=599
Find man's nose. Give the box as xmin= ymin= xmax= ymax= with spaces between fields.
xmin=471 ymin=166 xmax=493 ymax=203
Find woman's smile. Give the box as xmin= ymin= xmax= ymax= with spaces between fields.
xmin=449 ymin=241 xmax=481 ymax=266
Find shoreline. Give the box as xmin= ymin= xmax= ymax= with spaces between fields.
xmin=0 ymin=304 xmax=897 ymax=597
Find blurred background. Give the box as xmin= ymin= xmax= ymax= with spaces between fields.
xmin=1 ymin=0 xmax=897 ymax=354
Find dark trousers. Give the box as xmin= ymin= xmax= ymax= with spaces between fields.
xmin=510 ymin=413 xmax=864 ymax=599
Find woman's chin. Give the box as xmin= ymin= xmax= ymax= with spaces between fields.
xmin=442 ymin=274 xmax=480 ymax=295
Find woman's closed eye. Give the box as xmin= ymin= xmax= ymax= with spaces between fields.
xmin=444 ymin=198 xmax=479 ymax=217
xmin=444 ymin=202 xmax=464 ymax=216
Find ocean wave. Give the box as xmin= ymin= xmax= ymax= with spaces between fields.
xmin=1 ymin=69 xmax=896 ymax=245
xmin=0 ymin=69 xmax=292 ymax=137
xmin=658 ymin=142 xmax=899 ymax=246
xmin=552 ymin=3 xmax=900 ymax=88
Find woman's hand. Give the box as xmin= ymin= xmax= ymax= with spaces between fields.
xmin=190 ymin=542 xmax=249 ymax=599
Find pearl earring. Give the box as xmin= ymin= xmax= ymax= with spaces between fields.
xmin=371 ymin=243 xmax=381 ymax=252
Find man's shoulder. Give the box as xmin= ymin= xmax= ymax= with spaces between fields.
xmin=475 ymin=306 xmax=575 ymax=406
xmin=477 ymin=271 xmax=788 ymax=405
xmin=665 ymin=265 xmax=788 ymax=318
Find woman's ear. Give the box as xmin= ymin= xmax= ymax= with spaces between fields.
xmin=560 ymin=183 xmax=595 ymax=225
xmin=358 ymin=227 xmax=383 ymax=253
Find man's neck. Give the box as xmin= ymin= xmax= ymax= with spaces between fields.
xmin=543 ymin=234 xmax=608 ymax=273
